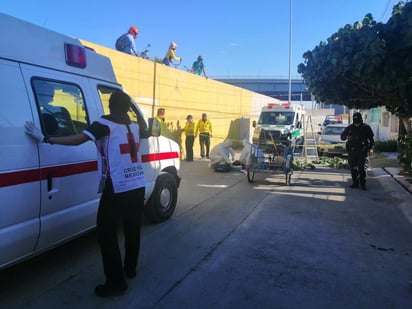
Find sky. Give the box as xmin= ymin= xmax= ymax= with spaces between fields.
xmin=0 ymin=0 xmax=400 ymax=78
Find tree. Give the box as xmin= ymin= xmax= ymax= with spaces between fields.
xmin=378 ymin=1 xmax=412 ymax=117
xmin=298 ymin=1 xmax=412 ymax=134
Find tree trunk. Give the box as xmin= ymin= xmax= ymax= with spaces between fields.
xmin=400 ymin=116 xmax=412 ymax=137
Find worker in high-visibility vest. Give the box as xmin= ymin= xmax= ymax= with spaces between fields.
xmin=182 ymin=114 xmax=196 ymax=161
xmin=154 ymin=108 xmax=167 ymax=136
xmin=195 ymin=112 xmax=212 ymax=159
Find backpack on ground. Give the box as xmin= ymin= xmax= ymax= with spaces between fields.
xmin=115 ymin=33 xmax=127 ymax=51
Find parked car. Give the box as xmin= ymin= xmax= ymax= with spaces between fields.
xmin=318 ymin=115 xmax=343 ymax=133
xmin=317 ymin=124 xmax=348 ymax=156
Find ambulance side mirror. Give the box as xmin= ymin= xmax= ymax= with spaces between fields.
xmin=252 ymin=120 xmax=256 ymax=128
xmin=148 ymin=118 xmax=161 ymax=137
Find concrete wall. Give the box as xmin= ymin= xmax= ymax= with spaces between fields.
xmin=81 ymin=40 xmax=277 ymax=154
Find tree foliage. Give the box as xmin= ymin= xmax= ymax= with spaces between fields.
xmin=298 ymin=1 xmax=412 ymax=117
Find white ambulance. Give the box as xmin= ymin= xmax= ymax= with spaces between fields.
xmin=252 ymin=102 xmax=305 ymax=145
xmin=0 ymin=13 xmax=181 ymax=269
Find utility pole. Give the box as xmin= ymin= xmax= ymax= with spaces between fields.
xmin=288 ymin=0 xmax=293 ymax=103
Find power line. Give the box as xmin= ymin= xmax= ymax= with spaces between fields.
xmin=381 ymin=0 xmax=397 ymax=21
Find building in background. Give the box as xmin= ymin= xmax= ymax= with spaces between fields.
xmin=362 ymin=107 xmax=399 ymax=141
xmin=216 ymin=78 xmax=314 ymax=108
xmin=216 ymin=77 xmax=348 ymax=115
xmin=217 ymin=78 xmax=399 ymax=141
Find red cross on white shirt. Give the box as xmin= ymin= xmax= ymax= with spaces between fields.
xmin=119 ymin=132 xmax=139 ymax=163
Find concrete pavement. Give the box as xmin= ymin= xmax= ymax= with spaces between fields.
xmin=1 ymin=158 xmax=412 ymax=308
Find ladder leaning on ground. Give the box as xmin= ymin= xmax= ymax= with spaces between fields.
xmin=296 ymin=114 xmax=319 ymax=162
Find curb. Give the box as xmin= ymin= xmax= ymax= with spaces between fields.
xmin=371 ymin=168 xmax=412 ymax=226
xmin=378 ymin=167 xmax=412 ymax=195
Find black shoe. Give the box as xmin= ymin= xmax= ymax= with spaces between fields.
xmin=360 ymin=184 xmax=367 ymax=191
xmin=94 ymin=281 xmax=128 ymax=297
xmin=349 ymin=183 xmax=359 ymax=188
xmin=125 ymin=268 xmax=136 ymax=278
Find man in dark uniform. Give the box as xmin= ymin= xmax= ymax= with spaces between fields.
xmin=340 ymin=112 xmax=374 ymax=190
xmin=25 ymin=91 xmax=145 ymax=297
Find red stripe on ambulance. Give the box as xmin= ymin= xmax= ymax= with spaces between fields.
xmin=141 ymin=151 xmax=179 ymax=162
xmin=0 ymin=152 xmax=179 ymax=187
xmin=0 ymin=161 xmax=98 ymax=188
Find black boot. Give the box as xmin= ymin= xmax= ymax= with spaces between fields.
xmin=349 ymin=182 xmax=359 ymax=188
xmin=124 ymin=266 xmax=137 ymax=278
xmin=94 ymin=280 xmax=128 ymax=297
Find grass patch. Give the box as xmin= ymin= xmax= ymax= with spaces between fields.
xmin=369 ymin=152 xmax=400 ymax=168
xmin=313 ymin=156 xmax=349 ymax=169
xmin=295 ymin=152 xmax=401 ymax=170
xmin=374 ymin=140 xmax=398 ymax=152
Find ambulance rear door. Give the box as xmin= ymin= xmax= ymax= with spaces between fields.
xmin=21 ymin=64 xmax=100 ymax=251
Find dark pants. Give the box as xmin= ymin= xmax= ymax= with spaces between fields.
xmin=185 ymin=135 xmax=194 ymax=161
xmin=199 ymin=133 xmax=210 ymax=158
xmin=162 ymin=58 xmax=170 ymax=66
xmin=97 ymin=178 xmax=145 ymax=284
xmin=348 ymin=150 xmax=369 ymax=185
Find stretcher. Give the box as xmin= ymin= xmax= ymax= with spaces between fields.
xmin=246 ymin=132 xmax=294 ymax=185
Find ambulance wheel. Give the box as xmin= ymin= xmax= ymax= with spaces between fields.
xmin=247 ymin=170 xmax=255 ymax=183
xmin=145 ymin=173 xmax=177 ymax=223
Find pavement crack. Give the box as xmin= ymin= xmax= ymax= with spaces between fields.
xmin=369 ymin=244 xmax=395 ymax=252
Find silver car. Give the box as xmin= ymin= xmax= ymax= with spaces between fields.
xmin=317 ymin=124 xmax=348 ymax=156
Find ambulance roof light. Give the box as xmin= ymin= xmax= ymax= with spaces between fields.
xmin=267 ymin=102 xmax=291 ymax=109
xmin=65 ymin=43 xmax=87 ymax=68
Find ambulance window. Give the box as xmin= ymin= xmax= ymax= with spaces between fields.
xmin=258 ymin=112 xmax=270 ymax=125
xmin=97 ymin=86 xmax=148 ymax=136
xmin=32 ymin=79 xmax=89 ymax=136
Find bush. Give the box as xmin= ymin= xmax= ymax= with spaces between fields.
xmin=374 ymin=140 xmax=398 ymax=152
xmin=398 ymin=134 xmax=412 ymax=174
